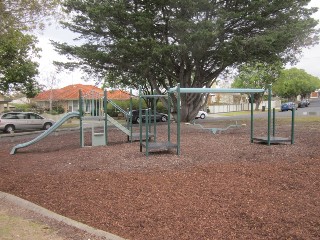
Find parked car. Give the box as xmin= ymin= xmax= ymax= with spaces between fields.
xmin=195 ymin=110 xmax=208 ymax=119
xmin=0 ymin=112 xmax=55 ymax=133
xmin=301 ymin=99 xmax=309 ymax=107
xmin=127 ymin=109 xmax=168 ymax=124
xmin=297 ymin=100 xmax=308 ymax=108
xmin=305 ymin=99 xmax=310 ymax=106
xmin=281 ymin=102 xmax=297 ymax=112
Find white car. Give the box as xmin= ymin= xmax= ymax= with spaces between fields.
xmin=0 ymin=112 xmax=55 ymax=133
xmin=195 ymin=110 xmax=207 ymax=119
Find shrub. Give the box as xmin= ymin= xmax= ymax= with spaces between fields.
xmin=52 ymin=104 xmax=65 ymax=114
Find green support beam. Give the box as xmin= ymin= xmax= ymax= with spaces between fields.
xmin=169 ymin=87 xmax=265 ymax=94
xmin=291 ymin=108 xmax=295 ymax=144
xmin=250 ymin=93 xmax=254 ymax=143
xmin=104 ymin=90 xmax=108 ymax=145
xmin=267 ymin=84 xmax=272 ymax=145
xmin=79 ymin=90 xmax=83 ymax=147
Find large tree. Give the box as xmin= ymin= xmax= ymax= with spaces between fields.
xmin=0 ymin=28 xmax=41 ymax=97
xmin=0 ymin=0 xmax=60 ymax=97
xmin=273 ymin=68 xmax=320 ymax=99
xmin=55 ymin=0 xmax=319 ymax=121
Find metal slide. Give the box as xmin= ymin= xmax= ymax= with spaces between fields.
xmin=106 ymin=114 xmax=130 ymax=135
xmin=10 ymin=111 xmax=80 ymax=155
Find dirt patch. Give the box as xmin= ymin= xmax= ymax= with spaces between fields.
xmin=0 ymin=207 xmax=64 ymax=240
xmin=0 ymin=120 xmax=320 ymax=240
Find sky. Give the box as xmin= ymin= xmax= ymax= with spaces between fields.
xmin=35 ymin=0 xmax=320 ymax=89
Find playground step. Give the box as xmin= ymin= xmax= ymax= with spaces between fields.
xmin=140 ymin=141 xmax=179 ymax=156
xmin=128 ymin=132 xmax=154 ymax=141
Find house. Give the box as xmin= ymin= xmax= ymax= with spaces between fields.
xmin=33 ymin=84 xmax=131 ymax=113
xmin=0 ymin=94 xmax=11 ymax=113
xmin=310 ymin=89 xmax=320 ymax=98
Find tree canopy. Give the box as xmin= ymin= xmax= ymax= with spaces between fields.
xmin=0 ymin=0 xmax=61 ymax=31
xmin=55 ymin=0 xmax=319 ymax=121
xmin=232 ymin=61 xmax=283 ymax=109
xmin=273 ymin=68 xmax=320 ymax=99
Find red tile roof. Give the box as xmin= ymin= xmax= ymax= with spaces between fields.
xmin=33 ymin=84 xmax=131 ymax=101
xmin=107 ymin=89 xmax=132 ymax=100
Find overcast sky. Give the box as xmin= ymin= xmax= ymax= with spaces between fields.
xmin=35 ymin=0 xmax=320 ymax=89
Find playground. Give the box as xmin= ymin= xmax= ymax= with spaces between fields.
xmin=0 ymin=116 xmax=320 ymax=240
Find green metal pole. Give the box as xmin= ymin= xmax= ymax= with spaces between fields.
xmin=177 ymin=84 xmax=181 ymax=155
xmin=145 ymin=108 xmax=149 ymax=157
xmin=291 ymin=108 xmax=295 ymax=144
xmin=139 ymin=86 xmax=143 ymax=151
xmin=167 ymin=90 xmax=171 ymax=143
xmin=250 ymin=93 xmax=254 ymax=143
xmin=79 ymin=90 xmax=83 ymax=147
xmin=129 ymin=89 xmax=133 ymax=142
xmin=153 ymin=93 xmax=157 ymax=142
xmin=104 ymin=90 xmax=108 ymax=145
xmin=272 ymin=108 xmax=275 ymax=137
xmin=267 ymin=84 xmax=272 ymax=145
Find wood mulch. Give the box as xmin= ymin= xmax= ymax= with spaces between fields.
xmin=0 ymin=120 xmax=319 ymax=240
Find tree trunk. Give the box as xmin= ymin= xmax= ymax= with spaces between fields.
xmin=254 ymin=93 xmax=263 ymax=111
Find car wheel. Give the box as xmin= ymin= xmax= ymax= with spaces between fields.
xmin=5 ymin=125 xmax=15 ymax=133
xmin=136 ymin=117 xmax=141 ymax=124
xmin=200 ymin=113 xmax=205 ymax=119
xmin=161 ymin=115 xmax=167 ymax=122
xmin=43 ymin=122 xmax=53 ymax=130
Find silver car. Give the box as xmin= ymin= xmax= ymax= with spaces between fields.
xmin=0 ymin=112 xmax=55 ymax=133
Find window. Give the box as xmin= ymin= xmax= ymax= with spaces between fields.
xmin=73 ymin=100 xmax=79 ymax=111
xmin=2 ymin=113 xmax=18 ymax=119
xmin=17 ymin=113 xmax=27 ymax=119
xmin=29 ymin=113 xmax=43 ymax=119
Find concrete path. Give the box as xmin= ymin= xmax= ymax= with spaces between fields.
xmin=0 ymin=191 xmax=126 ymax=240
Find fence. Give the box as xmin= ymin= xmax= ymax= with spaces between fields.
xmin=208 ymin=100 xmax=281 ymax=114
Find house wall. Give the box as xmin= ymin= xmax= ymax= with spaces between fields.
xmin=0 ymin=95 xmax=4 ymax=112
xmin=0 ymin=95 xmax=11 ymax=113
xmin=35 ymin=101 xmax=50 ymax=109
xmin=35 ymin=99 xmax=98 ymax=113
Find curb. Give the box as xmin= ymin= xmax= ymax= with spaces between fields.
xmin=0 ymin=191 xmax=126 ymax=240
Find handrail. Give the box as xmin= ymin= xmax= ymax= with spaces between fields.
xmin=107 ymin=99 xmax=129 ymax=116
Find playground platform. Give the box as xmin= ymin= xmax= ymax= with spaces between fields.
xmin=252 ymin=136 xmax=292 ymax=144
